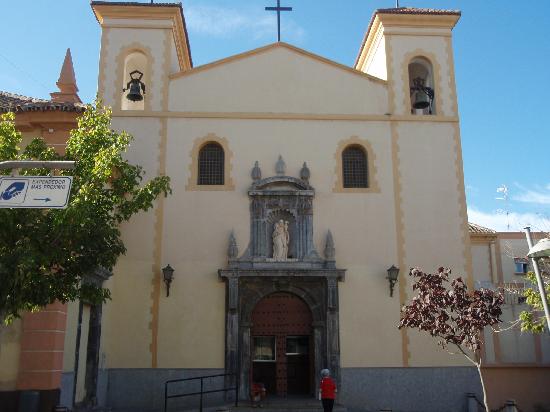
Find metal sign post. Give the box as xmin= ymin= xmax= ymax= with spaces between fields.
xmin=0 ymin=160 xmax=75 ymax=209
xmin=524 ymin=226 xmax=550 ymax=334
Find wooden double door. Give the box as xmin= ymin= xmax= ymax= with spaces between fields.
xmin=251 ymin=293 xmax=313 ymax=397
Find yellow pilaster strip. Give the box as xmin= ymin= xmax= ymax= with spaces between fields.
xmin=391 ymin=122 xmax=410 ymax=367
xmin=386 ymin=33 xmax=409 ymax=367
xmin=452 ymin=123 xmax=473 ymax=289
xmin=97 ymin=28 xmax=110 ymax=102
xmin=162 ymin=30 xmax=171 ymax=112
xmin=150 ymin=117 xmax=168 ymax=368
xmin=384 ymin=35 xmax=396 ymax=114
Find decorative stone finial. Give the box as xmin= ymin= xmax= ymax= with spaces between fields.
xmin=228 ymin=231 xmax=238 ymax=259
xmin=275 ymin=155 xmax=286 ymax=176
xmin=324 ymin=230 xmax=335 ymax=260
xmin=251 ymin=161 xmax=262 ymax=181
xmin=300 ymin=162 xmax=310 ymax=182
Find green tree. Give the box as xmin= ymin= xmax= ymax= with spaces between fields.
xmin=520 ymin=266 xmax=550 ymax=333
xmin=0 ymin=102 xmax=170 ymax=323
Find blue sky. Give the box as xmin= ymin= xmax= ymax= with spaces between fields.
xmin=1 ymin=0 xmax=549 ymax=232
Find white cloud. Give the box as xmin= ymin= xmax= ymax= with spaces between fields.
xmin=468 ymin=206 xmax=549 ymax=233
xmin=186 ymin=5 xmax=305 ymax=42
xmin=512 ymin=183 xmax=550 ymax=205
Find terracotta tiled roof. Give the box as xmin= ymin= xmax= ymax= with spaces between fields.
xmin=468 ymin=222 xmax=497 ymax=235
xmin=375 ymin=7 xmax=460 ymax=16
xmin=355 ymin=7 xmax=461 ymax=68
xmin=91 ymin=1 xmax=183 ymax=7
xmin=0 ymin=91 xmax=86 ymax=113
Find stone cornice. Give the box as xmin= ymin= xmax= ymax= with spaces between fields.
xmin=219 ymin=268 xmax=346 ymax=281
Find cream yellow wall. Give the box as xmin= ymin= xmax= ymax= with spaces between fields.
xmin=396 ymin=121 xmax=469 ymax=367
xmin=498 ymin=237 xmax=530 ymax=282
xmin=158 ymin=118 xmax=403 ymax=368
xmin=499 ymin=305 xmax=536 ymax=363
xmin=470 ymin=234 xmax=549 ymax=367
xmin=472 ymin=243 xmax=493 ymax=283
xmin=359 ymin=30 xmax=387 ymax=81
xmin=97 ymin=16 xmax=470 ymax=371
xmin=99 ymin=118 xmax=164 ymax=369
xmin=168 ymin=46 xmax=388 ymax=115
xmin=496 ymin=235 xmax=541 ymax=364
xmin=0 ymin=320 xmax=22 ymax=390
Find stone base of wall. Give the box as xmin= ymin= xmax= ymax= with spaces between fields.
xmin=61 ymin=366 xmax=550 ymax=412
xmin=60 ymin=372 xmax=74 ymax=407
xmin=0 ymin=388 xmax=60 ymax=412
xmin=482 ymin=367 xmax=550 ymax=411
xmin=104 ymin=368 xmax=225 ymax=411
xmin=340 ymin=367 xmax=482 ymax=412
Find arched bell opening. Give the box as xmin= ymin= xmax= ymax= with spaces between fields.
xmin=408 ymin=57 xmax=435 ymax=115
xmin=251 ymin=292 xmax=314 ymax=397
xmin=121 ymin=51 xmax=147 ymax=111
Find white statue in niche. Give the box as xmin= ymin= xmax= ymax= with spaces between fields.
xmin=272 ymin=219 xmax=289 ymax=260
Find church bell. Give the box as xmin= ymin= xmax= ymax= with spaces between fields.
xmin=412 ymin=89 xmax=430 ymax=109
xmin=123 ymin=70 xmax=146 ymax=102
xmin=126 ymin=82 xmax=143 ymax=102
xmin=410 ymin=76 xmax=434 ymax=113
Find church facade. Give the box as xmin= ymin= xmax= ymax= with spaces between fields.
xmin=81 ymin=3 xmax=476 ymax=410
xmin=4 ymin=2 xmax=549 ymax=412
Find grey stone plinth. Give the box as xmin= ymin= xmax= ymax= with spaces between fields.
xmin=340 ymin=367 xmax=482 ymax=412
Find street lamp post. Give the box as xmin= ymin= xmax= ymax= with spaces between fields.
xmin=524 ymin=227 xmax=550 ymax=334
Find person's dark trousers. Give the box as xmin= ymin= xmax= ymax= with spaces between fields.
xmin=322 ymin=398 xmax=334 ymax=412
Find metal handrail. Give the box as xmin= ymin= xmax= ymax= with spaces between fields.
xmin=164 ymin=372 xmax=239 ymax=412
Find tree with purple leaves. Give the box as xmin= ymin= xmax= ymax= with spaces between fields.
xmin=399 ymin=267 xmax=504 ymax=411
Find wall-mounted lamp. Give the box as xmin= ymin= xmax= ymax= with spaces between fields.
xmin=162 ymin=264 xmax=174 ymax=297
xmin=410 ymin=77 xmax=434 ymax=114
xmin=386 ymin=265 xmax=400 ymax=297
xmin=123 ymin=70 xmax=146 ymax=102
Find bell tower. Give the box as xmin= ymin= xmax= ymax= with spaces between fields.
xmin=91 ymin=1 xmax=192 ymax=112
xmin=355 ymin=8 xmax=460 ymax=117
xmin=356 ymin=8 xmax=471 ymax=367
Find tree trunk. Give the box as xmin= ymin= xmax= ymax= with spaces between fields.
xmin=476 ymin=363 xmax=489 ymax=412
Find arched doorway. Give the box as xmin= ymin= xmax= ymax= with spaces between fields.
xmin=251 ymin=292 xmax=313 ymax=397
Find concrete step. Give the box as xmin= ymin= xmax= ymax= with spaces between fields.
xmin=230 ymin=407 xmax=347 ymax=412
xmin=229 ymin=401 xmax=347 ymax=412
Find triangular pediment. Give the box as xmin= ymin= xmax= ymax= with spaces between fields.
xmin=168 ymin=43 xmax=388 ymax=115
xmin=171 ymin=42 xmax=384 ymax=84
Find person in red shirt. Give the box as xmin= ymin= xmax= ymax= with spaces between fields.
xmin=319 ymin=369 xmax=337 ymax=412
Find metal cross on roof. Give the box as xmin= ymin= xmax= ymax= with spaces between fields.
xmin=265 ymin=0 xmax=293 ymax=42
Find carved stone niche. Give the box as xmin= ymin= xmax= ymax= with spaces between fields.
xmin=231 ymin=174 xmax=330 ymax=270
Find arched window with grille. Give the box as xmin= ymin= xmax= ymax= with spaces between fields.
xmin=198 ymin=143 xmax=224 ymax=185
xmin=342 ymin=145 xmax=368 ymax=188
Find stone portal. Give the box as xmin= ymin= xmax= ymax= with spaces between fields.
xmin=219 ymin=160 xmax=345 ymax=400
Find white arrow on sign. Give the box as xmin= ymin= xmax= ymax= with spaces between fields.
xmin=0 ymin=176 xmax=73 ymax=209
